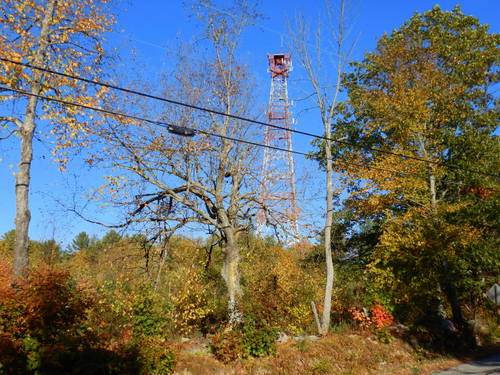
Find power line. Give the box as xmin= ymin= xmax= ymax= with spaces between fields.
xmin=1 ymin=85 xmax=423 ymax=179
xmin=1 ymin=57 xmax=498 ymax=180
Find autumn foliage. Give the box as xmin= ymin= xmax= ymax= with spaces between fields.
xmin=0 ymin=259 xmax=176 ymax=374
xmin=348 ymin=303 xmax=394 ymax=330
xmin=0 ymin=262 xmax=93 ymax=373
xmin=0 ymin=2 xmax=498 ymax=374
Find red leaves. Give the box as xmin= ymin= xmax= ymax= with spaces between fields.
xmin=349 ymin=303 xmax=394 ymax=330
xmin=370 ymin=303 xmax=394 ymax=329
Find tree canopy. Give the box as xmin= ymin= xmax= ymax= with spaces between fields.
xmin=330 ymin=5 xmax=499 ymax=330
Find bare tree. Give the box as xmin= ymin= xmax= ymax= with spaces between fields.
xmin=289 ymin=0 xmax=355 ymax=335
xmin=70 ymin=1 xmax=262 ymax=325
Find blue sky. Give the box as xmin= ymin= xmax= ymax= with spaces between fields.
xmin=0 ymin=0 xmax=498 ymax=245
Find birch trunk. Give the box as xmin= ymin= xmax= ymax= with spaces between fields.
xmin=321 ymin=127 xmax=334 ymax=335
xmin=13 ymin=0 xmax=56 ymax=279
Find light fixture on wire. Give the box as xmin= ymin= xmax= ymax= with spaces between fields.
xmin=165 ymin=124 xmax=196 ymax=137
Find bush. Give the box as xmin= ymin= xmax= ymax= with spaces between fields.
xmin=374 ymin=327 xmax=394 ymax=344
xmin=0 ymin=265 xmax=90 ymax=341
xmin=137 ymin=337 xmax=176 ymax=375
xmin=210 ymin=329 xmax=245 ymax=363
xmin=132 ymin=292 xmax=171 ymax=340
xmin=241 ymin=244 xmax=319 ymax=334
xmin=0 ymin=262 xmax=175 ymax=374
xmin=241 ymin=318 xmax=277 ymax=358
xmin=0 ymin=264 xmax=95 ymax=373
xmin=348 ymin=303 xmax=394 ymax=330
xmin=210 ymin=318 xmax=277 ymax=363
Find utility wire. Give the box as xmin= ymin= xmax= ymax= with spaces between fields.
xmin=1 ymin=57 xmax=498 ymax=179
xmin=1 ymin=85 xmax=423 ymax=179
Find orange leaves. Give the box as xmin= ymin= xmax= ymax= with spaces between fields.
xmin=370 ymin=303 xmax=395 ymax=328
xmin=0 ymin=262 xmax=91 ymax=344
xmin=0 ymin=260 xmax=14 ymax=298
xmin=348 ymin=307 xmax=371 ymax=329
xmin=348 ymin=303 xmax=394 ymax=330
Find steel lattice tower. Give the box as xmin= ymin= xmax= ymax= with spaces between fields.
xmin=258 ymin=53 xmax=299 ymax=239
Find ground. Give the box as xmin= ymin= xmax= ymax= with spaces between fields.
xmin=171 ymin=333 xmax=500 ymax=375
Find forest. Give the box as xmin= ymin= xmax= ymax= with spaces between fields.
xmin=0 ymin=0 xmax=498 ymax=374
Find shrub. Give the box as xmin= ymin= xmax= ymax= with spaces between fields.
xmin=84 ymin=278 xmax=136 ymax=348
xmin=348 ymin=307 xmax=372 ymax=329
xmin=349 ymin=303 xmax=394 ymax=330
xmin=0 ymin=262 xmax=172 ymax=374
xmin=0 ymin=336 xmax=24 ymax=374
xmin=241 ymin=318 xmax=277 ymax=358
xmin=0 ymin=264 xmax=94 ymax=374
xmin=370 ymin=303 xmax=394 ymax=328
xmin=137 ymin=337 xmax=176 ymax=375
xmin=132 ymin=292 xmax=171 ymax=341
xmin=241 ymin=244 xmax=319 ymax=334
xmin=210 ymin=330 xmax=245 ymax=363
xmin=170 ymin=267 xmax=215 ymax=335
xmin=210 ymin=318 xmax=278 ymax=362
xmin=374 ymin=327 xmax=395 ymax=344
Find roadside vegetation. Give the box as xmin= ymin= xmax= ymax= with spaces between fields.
xmin=0 ymin=230 xmax=498 ymax=374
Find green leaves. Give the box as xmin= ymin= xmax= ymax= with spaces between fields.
xmin=333 ymin=6 xmax=499 ymax=325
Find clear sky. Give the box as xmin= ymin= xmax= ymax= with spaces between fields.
xmin=0 ymin=0 xmax=498 ymax=246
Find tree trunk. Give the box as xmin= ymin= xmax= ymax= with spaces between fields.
xmin=320 ymin=123 xmax=335 ymax=335
xmin=442 ymin=258 xmax=476 ymax=346
xmin=429 ymin=170 xmax=473 ymax=345
xmin=221 ymin=229 xmax=242 ymax=326
xmin=13 ymin=0 xmax=56 ymax=279
xmin=311 ymin=301 xmax=321 ymax=333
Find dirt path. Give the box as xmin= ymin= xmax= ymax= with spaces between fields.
xmin=431 ymin=354 xmax=500 ymax=375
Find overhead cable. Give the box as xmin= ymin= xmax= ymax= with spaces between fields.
xmin=1 ymin=85 xmax=423 ymax=179
xmin=1 ymin=57 xmax=498 ymax=179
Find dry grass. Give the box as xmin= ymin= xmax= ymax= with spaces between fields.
xmin=173 ymin=334 xmax=499 ymax=375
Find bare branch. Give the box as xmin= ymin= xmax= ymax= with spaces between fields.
xmin=0 ymin=129 xmax=16 ymax=140
xmin=0 ymin=116 xmax=23 ymax=128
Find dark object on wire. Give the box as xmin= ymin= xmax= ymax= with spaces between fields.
xmin=166 ymin=124 xmax=196 ymax=137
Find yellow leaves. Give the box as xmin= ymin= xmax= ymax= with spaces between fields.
xmin=0 ymin=94 xmax=15 ymax=102
xmin=95 ymin=86 xmax=109 ymax=98
xmin=169 ymin=267 xmax=214 ymax=335
xmin=1 ymin=0 xmax=116 ymax=153
xmin=240 ymin=243 xmax=319 ymax=330
xmin=83 ymin=174 xmax=129 ymax=200
xmin=54 ymin=157 xmax=68 ymax=171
